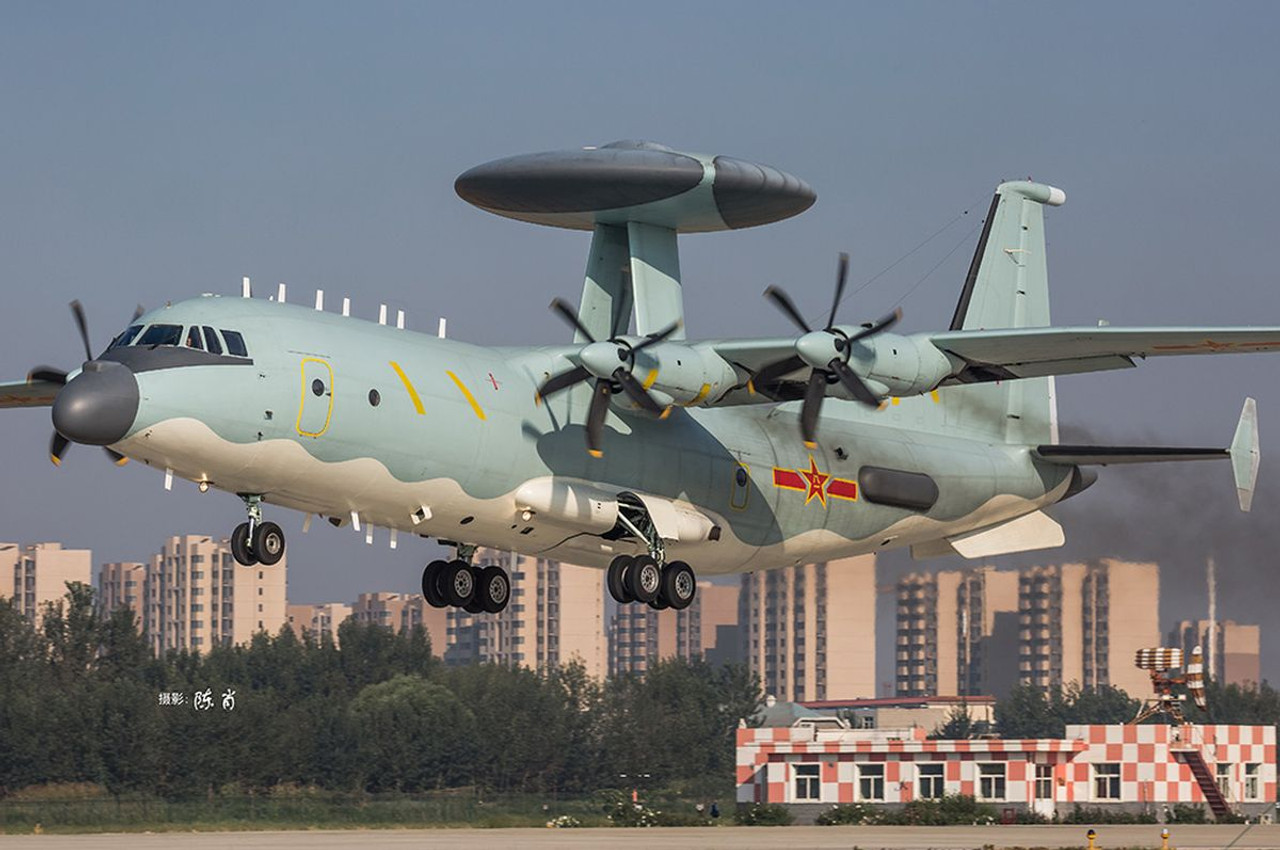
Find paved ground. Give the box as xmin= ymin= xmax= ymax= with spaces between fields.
xmin=0 ymin=824 xmax=1276 ymax=849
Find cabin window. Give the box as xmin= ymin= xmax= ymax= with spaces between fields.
xmin=368 ymin=389 xmax=381 ymax=407
xmin=202 ymin=327 xmax=223 ymax=355
xmin=185 ymin=326 xmax=204 ymax=350
xmin=136 ymin=324 xmax=183 ymax=347
xmin=108 ymin=325 xmax=143 ymax=350
xmin=221 ymin=330 xmax=248 ymax=357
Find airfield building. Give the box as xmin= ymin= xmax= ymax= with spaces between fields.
xmin=740 ymin=555 xmax=876 ymax=702
xmin=0 ymin=542 xmax=92 ymax=628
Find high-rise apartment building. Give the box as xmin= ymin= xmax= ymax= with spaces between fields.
xmin=1169 ymin=619 xmax=1261 ymax=687
xmin=0 ymin=542 xmax=92 ymax=627
xmin=287 ymin=602 xmax=354 ymax=646
xmin=99 ymin=562 xmax=147 ymax=618
xmin=349 ymin=591 xmax=447 ymax=653
xmin=740 ymin=556 xmax=876 ymax=702
xmin=895 ymin=566 xmax=1019 ymax=698
xmin=608 ymin=581 xmax=741 ymax=677
xmin=144 ymin=534 xmax=287 ymax=653
xmin=445 ymin=550 xmax=605 ymax=678
xmin=1019 ymin=559 xmax=1159 ymax=697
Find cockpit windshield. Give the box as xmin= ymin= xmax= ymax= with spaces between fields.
xmin=135 ymin=324 xmax=183 ymax=347
xmin=107 ymin=325 xmax=144 ymax=350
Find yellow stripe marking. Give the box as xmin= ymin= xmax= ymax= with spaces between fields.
xmin=389 ymin=361 xmax=425 ymax=415
xmin=643 ymin=369 xmax=659 ymax=390
xmin=931 ymin=390 xmax=941 ymax=403
xmin=891 ymin=397 xmax=900 ymax=406
xmin=446 ymin=370 xmax=487 ymax=421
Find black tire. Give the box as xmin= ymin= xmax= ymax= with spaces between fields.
xmin=478 ymin=565 xmax=511 ymax=614
xmin=662 ymin=561 xmax=697 ymax=610
xmin=422 ymin=560 xmax=449 ymax=608
xmin=253 ymin=521 xmax=285 ymax=566
xmin=626 ymin=555 xmax=661 ymax=605
xmin=442 ymin=560 xmax=475 ymax=607
xmin=648 ymin=595 xmax=670 ymax=611
xmin=463 ymin=597 xmax=485 ymax=614
xmin=230 ymin=522 xmax=257 ymax=566
xmin=607 ymin=555 xmax=635 ymax=604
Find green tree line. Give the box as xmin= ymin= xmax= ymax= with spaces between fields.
xmin=0 ymin=584 xmax=760 ymax=799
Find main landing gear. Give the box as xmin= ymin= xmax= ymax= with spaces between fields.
xmin=421 ymin=545 xmax=511 ymax=614
xmin=607 ymin=555 xmax=696 ymax=610
xmin=230 ymin=494 xmax=285 ymax=567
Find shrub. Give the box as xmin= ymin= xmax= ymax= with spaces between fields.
xmin=734 ymin=802 xmax=794 ymax=826
xmin=816 ymin=803 xmax=883 ymax=825
xmin=547 ymin=814 xmax=582 ymax=828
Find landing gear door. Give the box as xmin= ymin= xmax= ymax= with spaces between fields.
xmin=297 ymin=358 xmax=334 ymax=437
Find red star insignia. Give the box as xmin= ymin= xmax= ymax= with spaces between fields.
xmin=800 ymin=456 xmax=829 ymax=506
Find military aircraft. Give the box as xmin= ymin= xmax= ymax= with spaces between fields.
xmin=2 ymin=141 xmax=1272 ymax=616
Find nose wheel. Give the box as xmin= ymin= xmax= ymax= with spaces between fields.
xmin=230 ymin=495 xmax=285 ymax=567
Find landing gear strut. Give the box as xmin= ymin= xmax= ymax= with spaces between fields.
xmin=421 ymin=544 xmax=511 ymax=614
xmin=231 ymin=494 xmax=285 ymax=567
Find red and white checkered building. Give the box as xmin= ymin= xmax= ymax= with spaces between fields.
xmin=737 ymin=722 xmax=1275 ymax=819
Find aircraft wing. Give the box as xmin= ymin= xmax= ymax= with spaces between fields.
xmin=932 ymin=326 xmax=1280 ymax=382
xmin=0 ymin=378 xmax=60 ymax=409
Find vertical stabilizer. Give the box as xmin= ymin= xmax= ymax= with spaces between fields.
xmin=947 ymin=181 xmax=1065 ymax=444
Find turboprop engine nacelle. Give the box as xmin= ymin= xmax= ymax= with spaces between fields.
xmin=848 ymin=332 xmax=957 ymax=399
xmin=624 ymin=342 xmax=739 ymax=408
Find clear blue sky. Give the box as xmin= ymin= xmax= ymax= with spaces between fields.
xmin=2 ymin=3 xmax=1279 ymax=683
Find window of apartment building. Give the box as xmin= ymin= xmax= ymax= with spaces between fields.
xmin=191 ymin=604 xmax=203 ymax=612
xmin=1216 ymin=763 xmax=1232 ymax=798
xmin=859 ymin=764 xmax=885 ymax=801
xmin=793 ymin=764 xmax=820 ymax=801
xmin=978 ymin=764 xmax=1006 ymax=801
xmin=192 ymin=571 xmax=204 ymax=579
xmin=918 ymin=763 xmax=944 ymax=799
xmin=1035 ymin=764 xmax=1053 ymax=800
xmin=1245 ymin=763 xmax=1260 ymax=800
xmin=1093 ymin=763 xmax=1120 ymax=800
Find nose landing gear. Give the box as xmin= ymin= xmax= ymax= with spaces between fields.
xmin=230 ymin=495 xmax=285 ymax=567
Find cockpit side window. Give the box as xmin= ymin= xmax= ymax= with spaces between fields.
xmin=108 ymin=325 xmax=144 ymax=350
xmin=185 ymin=326 xmax=205 ymax=350
xmin=202 ymin=326 xmax=223 ymax=355
xmin=221 ymin=330 xmax=248 ymax=357
xmin=136 ymin=324 xmax=183 ymax=347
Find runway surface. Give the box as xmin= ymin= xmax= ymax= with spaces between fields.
xmin=0 ymin=824 xmax=1277 ymax=849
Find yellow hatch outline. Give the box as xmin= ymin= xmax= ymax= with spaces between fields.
xmin=297 ymin=358 xmax=334 ymax=437
xmin=446 ymin=370 xmax=487 ymax=421
xmin=389 ymin=361 xmax=426 ymax=415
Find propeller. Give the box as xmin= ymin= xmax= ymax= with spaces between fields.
xmin=537 ymin=298 xmax=680 ymax=457
xmin=752 ymin=253 xmax=902 ymax=447
xmin=36 ymin=301 xmax=137 ymax=467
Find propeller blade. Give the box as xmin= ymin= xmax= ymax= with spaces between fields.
xmin=585 ymin=380 xmax=611 ymax=457
xmin=847 ymin=307 xmax=903 ymax=344
xmin=70 ymin=300 xmax=92 ymax=362
xmin=549 ymin=298 xmax=597 ymax=343
xmin=826 ymin=252 xmax=849 ymax=330
xmin=799 ymin=370 xmax=828 ymax=448
xmin=613 ymin=369 xmax=666 ymax=416
xmin=828 ymin=358 xmax=881 ymax=407
xmin=764 ymin=286 xmax=812 ymax=334
xmin=50 ymin=432 xmax=70 ymax=466
xmin=630 ymin=319 xmax=682 ymax=353
xmin=103 ymin=447 xmax=129 ymax=466
xmin=28 ymin=366 xmax=68 ymax=385
xmin=535 ymin=364 xmax=592 ymax=403
xmin=748 ymin=355 xmax=806 ymax=394
xmin=131 ymin=304 xmax=145 ymax=323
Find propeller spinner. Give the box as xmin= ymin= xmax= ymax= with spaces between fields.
xmin=751 ymin=253 xmax=901 ymax=447
xmin=536 ymin=298 xmax=679 ymax=457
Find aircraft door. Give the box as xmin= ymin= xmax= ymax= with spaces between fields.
xmin=297 ymin=358 xmax=334 ymax=437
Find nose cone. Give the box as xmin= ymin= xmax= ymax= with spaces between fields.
xmin=52 ymin=361 xmax=139 ymax=446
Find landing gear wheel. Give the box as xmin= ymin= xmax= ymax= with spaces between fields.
xmin=478 ymin=565 xmax=511 ymax=614
xmin=442 ymin=559 xmax=475 ymax=607
xmin=252 ymin=521 xmax=285 ymax=566
xmin=422 ymin=560 xmax=449 ymax=608
xmin=607 ymin=555 xmax=636 ymax=604
xmin=230 ymin=522 xmax=257 ymax=566
xmin=463 ymin=597 xmax=485 ymax=614
xmin=463 ymin=566 xmax=486 ymax=613
xmin=661 ymin=561 xmax=697 ymax=610
xmin=648 ymin=595 xmax=670 ymax=611
xmin=626 ymin=555 xmax=661 ymax=605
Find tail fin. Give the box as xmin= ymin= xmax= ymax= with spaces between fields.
xmin=946 ymin=180 xmax=1065 ymax=444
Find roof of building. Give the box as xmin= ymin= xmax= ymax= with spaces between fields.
xmin=801 ymin=695 xmax=996 ymax=711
